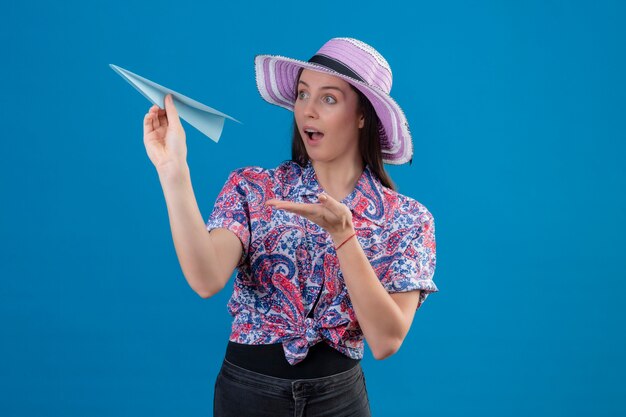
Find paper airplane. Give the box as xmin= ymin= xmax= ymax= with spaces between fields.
xmin=110 ymin=64 xmax=241 ymax=142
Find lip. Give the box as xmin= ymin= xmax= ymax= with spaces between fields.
xmin=302 ymin=125 xmax=324 ymax=145
xmin=303 ymin=125 xmax=323 ymax=133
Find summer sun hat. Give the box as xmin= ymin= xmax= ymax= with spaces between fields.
xmin=254 ymin=37 xmax=413 ymax=165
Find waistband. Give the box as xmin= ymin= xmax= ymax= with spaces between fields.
xmin=219 ymin=357 xmax=364 ymax=399
xmin=225 ymin=340 xmax=360 ymax=379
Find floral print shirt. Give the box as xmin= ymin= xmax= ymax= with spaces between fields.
xmin=206 ymin=160 xmax=438 ymax=365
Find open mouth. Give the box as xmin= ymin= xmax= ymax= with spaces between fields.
xmin=304 ymin=128 xmax=324 ymax=140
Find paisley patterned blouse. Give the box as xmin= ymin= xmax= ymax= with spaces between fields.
xmin=205 ymin=159 xmax=438 ymax=365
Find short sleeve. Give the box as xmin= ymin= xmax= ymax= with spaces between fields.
xmin=381 ymin=210 xmax=438 ymax=310
xmin=205 ymin=169 xmax=251 ymax=268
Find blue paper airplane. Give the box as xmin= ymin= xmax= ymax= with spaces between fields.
xmin=110 ymin=64 xmax=241 ymax=142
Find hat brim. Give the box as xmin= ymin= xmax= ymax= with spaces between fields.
xmin=254 ymin=54 xmax=413 ymax=165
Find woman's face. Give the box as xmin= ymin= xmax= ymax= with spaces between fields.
xmin=294 ymin=69 xmax=364 ymax=165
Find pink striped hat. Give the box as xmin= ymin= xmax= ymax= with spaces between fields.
xmin=254 ymin=37 xmax=413 ymax=165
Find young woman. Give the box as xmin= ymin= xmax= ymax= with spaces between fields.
xmin=143 ymin=38 xmax=438 ymax=417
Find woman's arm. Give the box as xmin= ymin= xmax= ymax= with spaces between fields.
xmin=331 ymin=227 xmax=419 ymax=360
xmin=158 ymin=165 xmax=242 ymax=298
xmin=143 ymin=95 xmax=241 ymax=298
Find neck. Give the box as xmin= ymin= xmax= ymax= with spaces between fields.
xmin=311 ymin=158 xmax=365 ymax=203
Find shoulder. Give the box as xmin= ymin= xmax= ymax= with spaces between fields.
xmin=230 ymin=160 xmax=299 ymax=180
xmin=226 ymin=161 xmax=303 ymax=192
xmin=224 ymin=165 xmax=271 ymax=189
xmin=228 ymin=165 xmax=266 ymax=180
xmin=381 ymin=186 xmax=435 ymax=232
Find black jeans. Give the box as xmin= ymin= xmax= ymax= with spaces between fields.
xmin=213 ymin=357 xmax=372 ymax=417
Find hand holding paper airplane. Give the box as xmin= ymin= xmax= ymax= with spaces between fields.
xmin=142 ymin=95 xmax=189 ymax=169
xmin=110 ymin=64 xmax=241 ymax=143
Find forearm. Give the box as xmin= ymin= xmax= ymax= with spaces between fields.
xmin=157 ymin=164 xmax=224 ymax=297
xmin=332 ymin=228 xmax=405 ymax=360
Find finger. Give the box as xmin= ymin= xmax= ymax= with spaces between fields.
xmin=277 ymin=202 xmax=319 ymax=217
xmin=150 ymin=106 xmax=160 ymax=131
xmin=144 ymin=112 xmax=153 ymax=135
xmin=152 ymin=106 xmax=161 ymax=128
xmin=317 ymin=193 xmax=343 ymax=216
xmin=144 ymin=105 xmax=158 ymax=133
xmin=158 ymin=109 xmax=168 ymax=128
xmin=164 ymin=94 xmax=181 ymax=127
xmin=268 ymin=201 xmax=294 ymax=211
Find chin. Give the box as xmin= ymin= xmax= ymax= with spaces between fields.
xmin=307 ymin=154 xmax=339 ymax=164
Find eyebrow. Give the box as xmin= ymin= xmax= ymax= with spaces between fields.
xmin=298 ymin=80 xmax=345 ymax=94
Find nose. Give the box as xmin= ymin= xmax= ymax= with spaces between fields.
xmin=303 ymin=98 xmax=318 ymax=118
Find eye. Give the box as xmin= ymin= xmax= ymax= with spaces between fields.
xmin=323 ymin=95 xmax=337 ymax=104
xmin=298 ymin=90 xmax=309 ymax=100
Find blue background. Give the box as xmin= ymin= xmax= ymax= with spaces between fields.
xmin=1 ymin=0 xmax=624 ymax=416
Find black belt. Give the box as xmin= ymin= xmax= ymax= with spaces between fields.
xmin=224 ymin=340 xmax=360 ymax=379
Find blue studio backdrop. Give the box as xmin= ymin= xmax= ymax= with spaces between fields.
xmin=1 ymin=1 xmax=625 ymax=416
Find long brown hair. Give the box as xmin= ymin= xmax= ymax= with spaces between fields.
xmin=290 ymin=67 xmax=398 ymax=191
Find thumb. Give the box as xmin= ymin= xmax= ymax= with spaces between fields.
xmin=319 ymin=192 xmax=347 ymax=216
xmin=319 ymin=193 xmax=335 ymax=203
xmin=318 ymin=193 xmax=335 ymax=207
xmin=164 ymin=94 xmax=182 ymax=127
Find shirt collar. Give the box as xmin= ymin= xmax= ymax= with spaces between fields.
xmin=294 ymin=160 xmax=387 ymax=227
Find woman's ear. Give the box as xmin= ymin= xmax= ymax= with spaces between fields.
xmin=358 ymin=113 xmax=365 ymax=129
